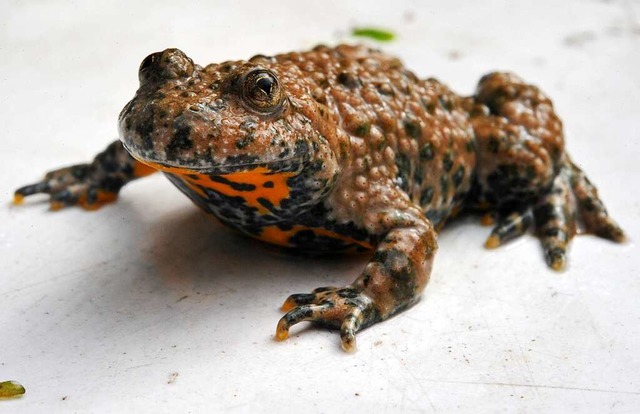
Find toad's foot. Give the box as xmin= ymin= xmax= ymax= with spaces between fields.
xmin=276 ymin=209 xmax=438 ymax=352
xmin=276 ymin=286 xmax=380 ymax=352
xmin=470 ymin=72 xmax=624 ymax=270
xmin=14 ymin=141 xmax=155 ymax=210
xmin=484 ymin=158 xmax=625 ymax=270
xmin=15 ymin=164 xmax=119 ymax=210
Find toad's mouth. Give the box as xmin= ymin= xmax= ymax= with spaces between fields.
xmin=123 ymin=142 xmax=305 ymax=176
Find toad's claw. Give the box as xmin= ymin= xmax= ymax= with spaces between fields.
xmin=275 ymin=286 xmax=377 ymax=352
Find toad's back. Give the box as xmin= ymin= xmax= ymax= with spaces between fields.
xmin=268 ymin=45 xmax=476 ymax=229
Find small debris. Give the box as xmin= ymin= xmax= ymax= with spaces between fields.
xmin=447 ymin=50 xmax=462 ymax=60
xmin=167 ymin=372 xmax=179 ymax=384
xmin=352 ymin=27 xmax=396 ymax=42
xmin=403 ymin=10 xmax=416 ymax=23
xmin=0 ymin=381 xmax=25 ymax=398
xmin=563 ymin=31 xmax=596 ymax=47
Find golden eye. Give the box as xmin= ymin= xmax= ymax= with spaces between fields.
xmin=242 ymin=69 xmax=284 ymax=113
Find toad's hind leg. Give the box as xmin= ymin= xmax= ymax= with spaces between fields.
xmin=468 ymin=72 xmax=624 ymax=268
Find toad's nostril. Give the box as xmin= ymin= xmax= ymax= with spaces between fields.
xmin=138 ymin=49 xmax=194 ymax=85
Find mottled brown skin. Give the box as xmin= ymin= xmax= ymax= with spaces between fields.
xmin=15 ymin=45 xmax=625 ymax=352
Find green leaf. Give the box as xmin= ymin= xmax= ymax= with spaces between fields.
xmin=0 ymin=381 xmax=26 ymax=398
xmin=352 ymin=27 xmax=396 ymax=42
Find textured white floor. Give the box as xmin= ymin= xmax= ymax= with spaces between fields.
xmin=1 ymin=1 xmax=639 ymax=412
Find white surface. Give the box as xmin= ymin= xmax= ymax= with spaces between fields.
xmin=1 ymin=0 xmax=639 ymax=412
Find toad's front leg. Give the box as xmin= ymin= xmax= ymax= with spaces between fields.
xmin=275 ymin=209 xmax=437 ymax=352
xmin=14 ymin=140 xmax=155 ymax=210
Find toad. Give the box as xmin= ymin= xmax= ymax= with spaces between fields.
xmin=15 ymin=45 xmax=625 ymax=352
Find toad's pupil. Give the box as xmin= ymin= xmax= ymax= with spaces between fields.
xmin=256 ymin=76 xmax=275 ymax=95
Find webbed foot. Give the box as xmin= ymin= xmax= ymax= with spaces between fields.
xmin=275 ymin=286 xmax=379 ymax=352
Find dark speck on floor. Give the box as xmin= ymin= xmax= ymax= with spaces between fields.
xmin=563 ymin=31 xmax=597 ymax=47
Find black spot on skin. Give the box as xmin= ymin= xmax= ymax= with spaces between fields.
xmin=485 ymin=163 xmax=540 ymax=204
xmin=362 ymin=275 xmax=371 ymax=287
xmin=452 ymin=165 xmax=465 ymax=188
xmin=466 ymin=140 xmax=477 ymax=153
xmin=209 ymin=175 xmax=257 ymax=191
xmin=337 ymin=289 xmax=359 ymax=299
xmin=235 ymin=133 xmax=255 ymax=149
xmin=289 ymin=229 xmax=349 ymax=251
xmin=372 ymin=248 xmax=416 ymax=303
xmin=488 ymin=137 xmax=500 ymax=154
xmin=419 ymin=143 xmax=434 ymax=161
xmin=580 ymin=197 xmax=596 ymax=212
xmin=293 ymin=140 xmax=310 ymax=158
xmin=550 ymin=186 xmax=564 ymax=195
xmin=135 ymin=112 xmax=156 ymax=151
xmin=337 ymin=72 xmax=361 ymax=88
xmin=438 ymin=96 xmax=454 ymax=111
xmin=257 ymin=197 xmax=274 ymax=210
xmin=542 ymin=227 xmax=564 ymax=239
xmin=223 ymin=154 xmax=260 ymax=169
xmin=426 ymin=209 xmax=447 ymax=227
xmin=403 ymin=119 xmax=421 ymax=139
xmin=354 ymin=123 xmax=370 ymax=137
xmin=165 ymin=122 xmax=193 ymax=160
xmin=263 ymin=181 xmax=275 ymax=188
xmin=288 ymin=306 xmax=314 ymax=321
xmin=422 ymin=98 xmax=436 ymax=115
xmin=534 ymin=203 xmax=559 ymax=225
xmin=420 ymin=187 xmax=434 ymax=206
xmin=440 ymin=175 xmax=449 ymax=199
xmin=395 ymin=153 xmax=411 ymax=192
xmin=525 ymin=165 xmax=536 ymax=180
xmin=442 ymin=151 xmax=454 ymax=172
xmin=413 ymin=163 xmax=424 ymax=185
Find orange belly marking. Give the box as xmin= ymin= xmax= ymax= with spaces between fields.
xmin=134 ymin=158 xmax=296 ymax=215
xmin=181 ymin=167 xmax=296 ymax=214
xmin=258 ymin=225 xmax=373 ymax=249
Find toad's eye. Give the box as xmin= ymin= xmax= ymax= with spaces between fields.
xmin=242 ymin=69 xmax=284 ymax=113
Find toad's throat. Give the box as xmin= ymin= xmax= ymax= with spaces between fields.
xmin=137 ymin=157 xmax=297 ymax=215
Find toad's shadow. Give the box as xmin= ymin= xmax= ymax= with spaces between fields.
xmin=143 ymin=207 xmax=369 ymax=293
xmin=124 ymin=202 xmax=370 ymax=342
